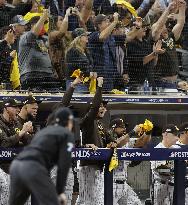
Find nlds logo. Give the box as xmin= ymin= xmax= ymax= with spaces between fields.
xmin=72 ymin=150 xmax=90 ymax=158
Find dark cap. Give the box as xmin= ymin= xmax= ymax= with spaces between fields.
xmin=11 ymin=15 xmax=28 ymax=26
xmin=110 ymin=118 xmax=128 ymax=129
xmin=94 ymin=14 xmax=108 ymax=27
xmin=179 ymin=122 xmax=188 ymax=133
xmin=54 ymin=107 xmax=74 ymax=126
xmin=3 ymin=98 xmax=23 ymax=108
xmin=72 ymin=28 xmax=90 ymax=39
xmin=162 ymin=124 xmax=179 ymax=135
xmin=23 ymin=95 xmax=42 ymax=105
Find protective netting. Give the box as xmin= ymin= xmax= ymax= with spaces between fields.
xmin=0 ymin=0 xmax=188 ymax=205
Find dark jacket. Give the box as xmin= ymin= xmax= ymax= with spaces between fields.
xmin=0 ymin=114 xmax=29 ymax=173
xmin=0 ymin=40 xmax=13 ymax=84
xmin=0 ymin=3 xmax=32 ymax=29
xmin=55 ymin=86 xmax=75 ymax=109
xmin=16 ymin=125 xmax=74 ymax=194
xmin=80 ymin=87 xmax=113 ymax=168
xmin=47 ymin=86 xmax=75 ymax=125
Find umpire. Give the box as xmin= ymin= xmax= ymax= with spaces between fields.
xmin=9 ymin=107 xmax=75 ymax=205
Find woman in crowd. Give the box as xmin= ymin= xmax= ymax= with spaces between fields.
xmin=65 ymin=28 xmax=93 ymax=92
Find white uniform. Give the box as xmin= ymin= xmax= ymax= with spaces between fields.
xmin=151 ymin=142 xmax=180 ymax=205
xmin=50 ymin=166 xmax=74 ymax=205
xmin=0 ymin=168 xmax=31 ymax=205
xmin=0 ymin=168 xmax=9 ymax=205
xmin=76 ymin=165 xmax=104 ymax=205
xmin=176 ymin=141 xmax=188 ymax=205
xmin=113 ymin=160 xmax=142 ymax=205
xmin=113 ymin=139 xmax=142 ymax=205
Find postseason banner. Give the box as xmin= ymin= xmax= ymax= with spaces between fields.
xmin=72 ymin=148 xmax=188 ymax=161
xmin=1 ymin=148 xmax=188 ymax=161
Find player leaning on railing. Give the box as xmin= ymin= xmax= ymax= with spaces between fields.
xmin=76 ymin=76 xmax=148 ymax=205
xmin=108 ymin=118 xmax=142 ymax=205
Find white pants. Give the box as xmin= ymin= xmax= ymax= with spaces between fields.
xmin=0 ymin=168 xmax=9 ymax=205
xmin=153 ymin=181 xmax=174 ymax=205
xmin=51 ymin=166 xmax=74 ymax=205
xmin=0 ymin=168 xmax=31 ymax=205
xmin=113 ymin=181 xmax=142 ymax=205
xmin=76 ymin=166 xmax=104 ymax=205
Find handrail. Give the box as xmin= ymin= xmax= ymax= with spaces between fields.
xmin=0 ymin=147 xmax=187 ymax=205
xmin=1 ymin=147 xmax=188 ymax=160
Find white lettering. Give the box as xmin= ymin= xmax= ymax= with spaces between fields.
xmin=74 ymin=150 xmax=90 ymax=158
xmin=0 ymin=151 xmax=12 ymax=158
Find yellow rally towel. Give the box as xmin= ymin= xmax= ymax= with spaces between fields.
xmin=109 ymin=148 xmax=119 ymax=172
xmin=115 ymin=0 xmax=138 ymax=17
xmin=139 ymin=119 xmax=154 ymax=134
xmin=71 ymin=69 xmax=90 ymax=84
xmin=10 ymin=52 xmax=20 ymax=89
xmin=111 ymin=89 xmax=126 ymax=94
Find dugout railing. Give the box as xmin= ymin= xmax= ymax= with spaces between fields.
xmin=1 ymin=147 xmax=188 ymax=205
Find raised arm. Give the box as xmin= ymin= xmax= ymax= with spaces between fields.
xmin=116 ymin=125 xmax=142 ymax=147
xmin=49 ymin=7 xmax=71 ymax=40
xmin=32 ymin=9 xmax=49 ymax=36
xmin=172 ymin=0 xmax=186 ymax=41
xmin=60 ymin=78 xmax=82 ymax=107
xmin=99 ymin=13 xmax=119 ymax=41
xmin=81 ymin=77 xmax=103 ymax=125
xmin=152 ymin=2 xmax=175 ymax=41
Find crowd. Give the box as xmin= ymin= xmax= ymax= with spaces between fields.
xmin=0 ymin=0 xmax=187 ymax=92
xmin=0 ymin=76 xmax=187 ymax=205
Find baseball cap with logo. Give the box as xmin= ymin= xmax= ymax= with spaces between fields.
xmin=110 ymin=118 xmax=128 ymax=129
xmin=3 ymin=98 xmax=23 ymax=108
xmin=11 ymin=15 xmax=29 ymax=26
xmin=23 ymin=95 xmax=42 ymax=105
xmin=162 ymin=124 xmax=179 ymax=135
xmin=179 ymin=122 xmax=188 ymax=133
